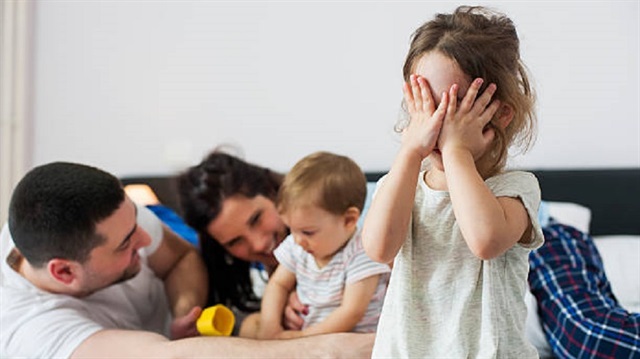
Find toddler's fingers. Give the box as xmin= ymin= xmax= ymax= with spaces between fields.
xmin=417 ymin=76 xmax=435 ymax=112
xmin=410 ymin=75 xmax=423 ymax=110
xmin=460 ymin=78 xmax=484 ymax=111
xmin=446 ymin=84 xmax=459 ymax=120
xmin=433 ymin=91 xmax=449 ymax=120
xmin=481 ymin=99 xmax=501 ymax=128
xmin=474 ymin=83 xmax=497 ymax=114
xmin=402 ymin=81 xmax=415 ymax=111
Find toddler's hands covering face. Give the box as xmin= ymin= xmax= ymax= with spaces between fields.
xmin=401 ymin=74 xmax=448 ymax=160
xmin=437 ymin=78 xmax=501 ymax=161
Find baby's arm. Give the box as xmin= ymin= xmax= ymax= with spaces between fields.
xmin=363 ymin=75 xmax=448 ymax=263
xmin=439 ymin=79 xmax=530 ymax=259
xmin=277 ymin=275 xmax=382 ymax=339
xmin=257 ymin=266 xmax=297 ymax=339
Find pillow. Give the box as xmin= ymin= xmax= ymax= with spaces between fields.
xmin=539 ymin=200 xmax=592 ymax=234
xmin=524 ymin=291 xmax=553 ymax=358
xmin=593 ymin=235 xmax=640 ymax=313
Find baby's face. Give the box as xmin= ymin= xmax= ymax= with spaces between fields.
xmin=281 ymin=204 xmax=354 ymax=266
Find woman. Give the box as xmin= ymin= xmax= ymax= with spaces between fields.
xmin=177 ymin=149 xmax=303 ymax=333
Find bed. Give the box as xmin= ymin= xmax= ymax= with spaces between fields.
xmin=121 ymin=167 xmax=640 ymax=358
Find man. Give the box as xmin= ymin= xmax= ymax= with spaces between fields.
xmin=0 ymin=162 xmax=373 ymax=358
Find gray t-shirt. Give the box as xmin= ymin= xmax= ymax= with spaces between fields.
xmin=372 ymin=171 xmax=544 ymax=358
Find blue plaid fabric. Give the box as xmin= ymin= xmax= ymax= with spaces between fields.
xmin=528 ymin=221 xmax=640 ymax=359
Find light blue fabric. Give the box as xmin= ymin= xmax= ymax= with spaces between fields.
xmin=538 ymin=201 xmax=550 ymax=228
xmin=358 ymin=182 xmax=378 ymax=228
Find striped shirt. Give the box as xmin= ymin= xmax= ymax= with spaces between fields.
xmin=274 ymin=229 xmax=390 ymax=333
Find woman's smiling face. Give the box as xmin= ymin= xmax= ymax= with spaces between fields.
xmin=206 ymin=194 xmax=288 ymax=269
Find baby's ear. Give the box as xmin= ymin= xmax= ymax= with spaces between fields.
xmin=343 ymin=207 xmax=361 ymax=228
xmin=495 ymin=104 xmax=514 ymax=129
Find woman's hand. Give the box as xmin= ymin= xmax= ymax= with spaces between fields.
xmin=401 ymin=74 xmax=449 ymax=160
xmin=438 ymin=78 xmax=501 ymax=162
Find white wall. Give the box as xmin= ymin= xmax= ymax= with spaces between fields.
xmin=29 ymin=0 xmax=639 ymax=177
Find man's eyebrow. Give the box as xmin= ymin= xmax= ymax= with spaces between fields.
xmin=117 ymin=204 xmax=138 ymax=250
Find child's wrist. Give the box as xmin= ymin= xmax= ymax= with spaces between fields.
xmin=398 ymin=144 xmax=429 ymax=163
xmin=441 ymin=146 xmax=473 ymax=162
xmin=441 ymin=144 xmax=469 ymax=156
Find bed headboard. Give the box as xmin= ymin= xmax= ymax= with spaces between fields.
xmin=122 ymin=168 xmax=639 ymax=237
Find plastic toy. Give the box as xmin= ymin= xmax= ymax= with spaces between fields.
xmin=196 ymin=304 xmax=235 ymax=336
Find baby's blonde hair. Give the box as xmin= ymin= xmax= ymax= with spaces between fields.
xmin=400 ymin=6 xmax=537 ymax=177
xmin=277 ymin=151 xmax=366 ymax=216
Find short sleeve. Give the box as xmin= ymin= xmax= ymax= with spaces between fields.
xmin=487 ymin=171 xmax=544 ymax=249
xmin=1 ymin=292 xmax=103 ymax=358
xmin=273 ymin=235 xmax=299 ymax=274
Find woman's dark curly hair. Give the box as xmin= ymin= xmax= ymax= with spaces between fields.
xmin=178 ymin=149 xmax=283 ymax=311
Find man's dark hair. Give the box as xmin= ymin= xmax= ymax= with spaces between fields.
xmin=8 ymin=162 xmax=125 ymax=268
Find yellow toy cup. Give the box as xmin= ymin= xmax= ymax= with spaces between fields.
xmin=196 ymin=304 xmax=235 ymax=336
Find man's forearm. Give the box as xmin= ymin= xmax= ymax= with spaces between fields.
xmin=166 ymin=332 xmax=375 ymax=359
xmin=73 ymin=329 xmax=374 ymax=359
xmin=164 ymin=248 xmax=208 ymax=317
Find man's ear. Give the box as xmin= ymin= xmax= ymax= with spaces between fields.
xmin=495 ymin=104 xmax=514 ymax=129
xmin=343 ymin=207 xmax=361 ymax=230
xmin=47 ymin=258 xmax=78 ymax=285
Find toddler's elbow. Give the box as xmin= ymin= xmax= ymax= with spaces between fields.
xmin=366 ymin=249 xmax=392 ymax=264
xmin=470 ymin=246 xmax=497 ymax=260
xmin=465 ymin=235 xmax=504 ymax=260
xmin=362 ymin=236 xmax=392 ymax=264
xmin=362 ymin=243 xmax=384 ymax=263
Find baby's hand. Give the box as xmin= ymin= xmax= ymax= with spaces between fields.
xmin=283 ymin=291 xmax=307 ymax=330
xmin=401 ymin=74 xmax=448 ymax=159
xmin=438 ymin=78 xmax=501 ymax=160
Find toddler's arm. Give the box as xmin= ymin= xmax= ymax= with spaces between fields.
xmin=362 ymin=75 xmax=448 ymax=263
xmin=257 ymin=266 xmax=297 ymax=339
xmin=439 ymin=79 xmax=531 ymax=259
xmin=278 ymin=274 xmax=382 ymax=339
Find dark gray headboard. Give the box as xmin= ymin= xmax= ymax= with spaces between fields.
xmin=122 ymin=168 xmax=640 ymax=237
xmin=365 ymin=169 xmax=640 ymax=236
xmin=530 ymin=169 xmax=639 ymax=236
